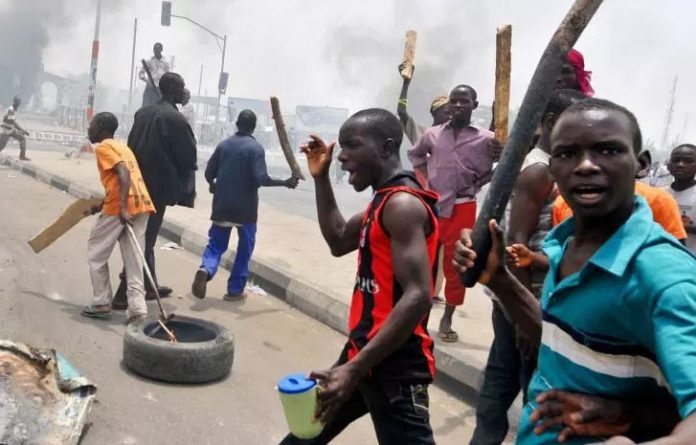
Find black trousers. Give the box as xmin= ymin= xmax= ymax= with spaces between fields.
xmin=469 ymin=304 xmax=537 ymax=445
xmin=143 ymin=202 xmax=166 ymax=288
xmin=142 ymin=84 xmax=160 ymax=107
xmin=280 ymin=378 xmax=435 ymax=445
xmin=116 ymin=202 xmax=166 ymax=297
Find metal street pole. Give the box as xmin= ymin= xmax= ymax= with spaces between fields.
xmin=128 ymin=18 xmax=138 ymax=112
xmin=161 ymin=4 xmax=227 ymax=128
xmin=216 ymin=34 xmax=227 ymax=125
xmin=86 ymin=0 xmax=102 ymax=124
xmin=197 ymin=63 xmax=203 ymax=115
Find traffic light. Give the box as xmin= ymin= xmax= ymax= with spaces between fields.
xmin=161 ymin=1 xmax=172 ymax=26
xmin=218 ymin=72 xmax=229 ymax=95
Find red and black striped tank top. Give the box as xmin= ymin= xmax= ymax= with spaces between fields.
xmin=339 ymin=172 xmax=440 ymax=382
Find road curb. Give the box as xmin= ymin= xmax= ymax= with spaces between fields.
xmin=1 ymin=157 xmax=485 ymax=395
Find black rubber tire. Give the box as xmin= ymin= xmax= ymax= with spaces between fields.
xmin=122 ymin=315 xmax=234 ymax=383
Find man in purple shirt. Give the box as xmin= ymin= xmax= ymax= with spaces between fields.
xmin=408 ymin=84 xmax=497 ymax=342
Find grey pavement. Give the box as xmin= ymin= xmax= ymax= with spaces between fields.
xmin=0 ymin=166 xmax=509 ymax=444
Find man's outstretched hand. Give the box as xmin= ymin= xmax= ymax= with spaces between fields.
xmin=284 ymin=176 xmax=300 ymax=189
xmin=300 ymin=134 xmax=335 ymax=179
xmin=531 ymin=390 xmax=630 ymax=442
xmin=453 ymin=219 xmax=506 ymax=285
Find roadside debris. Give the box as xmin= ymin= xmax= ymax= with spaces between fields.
xmin=0 ymin=340 xmax=96 ymax=445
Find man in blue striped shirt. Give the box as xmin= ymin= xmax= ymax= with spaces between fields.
xmin=455 ymin=98 xmax=696 ymax=444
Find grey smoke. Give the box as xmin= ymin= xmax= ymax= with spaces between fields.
xmin=0 ymin=0 xmax=69 ymax=103
xmin=322 ymin=0 xmax=498 ymax=125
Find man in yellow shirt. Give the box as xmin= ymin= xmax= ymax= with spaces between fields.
xmin=81 ymin=112 xmax=155 ymax=324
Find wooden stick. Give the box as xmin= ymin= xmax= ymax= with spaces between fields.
xmin=270 ymin=96 xmax=305 ymax=180
xmin=158 ymin=320 xmax=177 ymax=343
xmin=494 ymin=25 xmax=512 ymax=145
xmin=460 ymin=0 xmax=605 ymax=287
xmin=400 ymin=30 xmax=418 ymax=80
xmin=125 ymin=224 xmax=169 ymax=321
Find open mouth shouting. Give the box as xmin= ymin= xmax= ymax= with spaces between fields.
xmin=570 ymin=183 xmax=607 ymax=206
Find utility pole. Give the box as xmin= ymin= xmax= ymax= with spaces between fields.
xmin=128 ymin=18 xmax=138 ymax=112
xmin=217 ymin=35 xmax=227 ymax=126
xmin=660 ymin=75 xmax=678 ymax=157
xmin=86 ymin=0 xmax=102 ymax=124
xmin=197 ymin=63 xmax=203 ymax=115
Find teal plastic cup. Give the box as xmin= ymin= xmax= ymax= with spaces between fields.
xmin=277 ymin=373 xmax=324 ymax=439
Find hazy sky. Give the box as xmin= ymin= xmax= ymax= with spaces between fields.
xmin=8 ymin=0 xmax=696 ymax=158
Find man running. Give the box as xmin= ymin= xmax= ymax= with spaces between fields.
xmin=0 ymin=96 xmax=30 ymax=160
xmin=191 ymin=110 xmax=298 ymax=301
xmin=280 ymin=109 xmax=438 ymax=444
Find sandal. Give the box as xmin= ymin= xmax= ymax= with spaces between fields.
xmin=81 ymin=305 xmax=112 ymax=319
xmin=438 ymin=330 xmax=459 ymax=343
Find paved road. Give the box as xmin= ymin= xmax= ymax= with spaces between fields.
xmin=0 ymin=166 xmax=488 ymax=444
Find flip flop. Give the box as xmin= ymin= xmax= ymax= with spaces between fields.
xmin=432 ymin=296 xmax=446 ymax=305
xmin=439 ymin=331 xmax=459 ymax=343
xmin=81 ymin=305 xmax=112 ymax=319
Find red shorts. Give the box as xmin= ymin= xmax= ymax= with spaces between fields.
xmin=438 ymin=201 xmax=477 ymax=306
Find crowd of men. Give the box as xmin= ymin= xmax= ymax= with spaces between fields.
xmin=276 ymin=47 xmax=696 ymax=445
xmin=5 ymin=34 xmax=694 ymax=444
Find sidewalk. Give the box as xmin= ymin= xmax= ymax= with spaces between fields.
xmin=2 ymin=150 xmax=496 ymax=394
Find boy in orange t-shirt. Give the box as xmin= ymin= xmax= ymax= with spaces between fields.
xmin=81 ymin=112 xmax=155 ymax=324
xmin=552 ymin=180 xmax=686 ymax=239
xmin=509 ymin=181 xmax=686 ymax=269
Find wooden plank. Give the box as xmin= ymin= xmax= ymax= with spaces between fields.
xmin=399 ymin=30 xmax=418 ymax=80
xmin=29 ymin=198 xmax=102 ymax=253
xmin=494 ymin=25 xmax=512 ymax=145
xmin=270 ymin=96 xmax=305 ymax=180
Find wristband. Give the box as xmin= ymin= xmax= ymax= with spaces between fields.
xmin=398 ymin=99 xmax=408 ymax=107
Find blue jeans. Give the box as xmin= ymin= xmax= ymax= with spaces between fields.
xmin=200 ymin=223 xmax=257 ymax=294
xmin=469 ymin=304 xmax=537 ymax=445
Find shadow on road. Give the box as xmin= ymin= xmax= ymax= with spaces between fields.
xmin=187 ymin=295 xmax=284 ymax=320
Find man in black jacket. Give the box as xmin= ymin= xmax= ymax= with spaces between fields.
xmin=113 ymin=72 xmax=197 ymax=307
xmin=191 ymin=110 xmax=297 ymax=301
